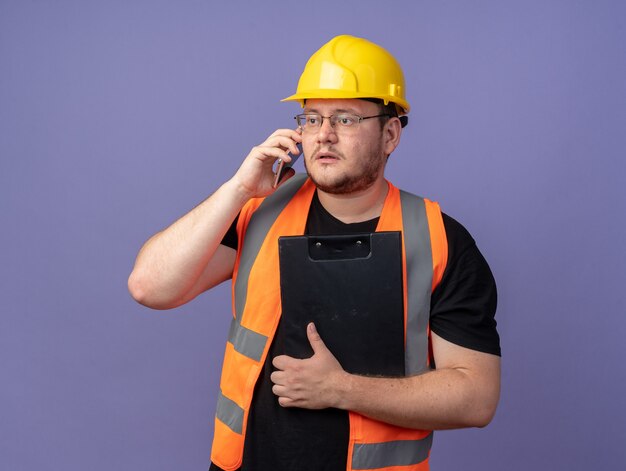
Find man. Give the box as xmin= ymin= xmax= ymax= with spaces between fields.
xmin=128 ymin=35 xmax=501 ymax=471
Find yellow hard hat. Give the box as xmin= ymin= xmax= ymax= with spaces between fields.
xmin=282 ymin=35 xmax=410 ymax=114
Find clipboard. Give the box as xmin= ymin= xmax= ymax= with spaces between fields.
xmin=278 ymin=232 xmax=405 ymax=377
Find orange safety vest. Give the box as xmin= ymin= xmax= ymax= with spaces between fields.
xmin=211 ymin=175 xmax=448 ymax=471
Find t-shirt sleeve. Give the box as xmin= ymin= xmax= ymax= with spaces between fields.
xmin=430 ymin=213 xmax=501 ymax=356
xmin=221 ymin=214 xmax=240 ymax=250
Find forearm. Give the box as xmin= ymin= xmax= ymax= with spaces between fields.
xmin=128 ymin=178 xmax=248 ymax=309
xmin=335 ymin=362 xmax=500 ymax=430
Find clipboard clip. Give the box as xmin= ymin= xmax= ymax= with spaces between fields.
xmin=308 ymin=234 xmax=372 ymax=261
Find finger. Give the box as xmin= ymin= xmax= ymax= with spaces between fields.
xmin=277 ymin=396 xmax=296 ymax=408
xmin=267 ymin=128 xmax=301 ymax=140
xmin=252 ymin=145 xmax=293 ymax=164
xmin=262 ymin=130 xmax=302 ymax=150
xmin=270 ymin=370 xmax=285 ymax=385
xmin=272 ymin=354 xmax=293 ymax=370
xmin=271 ymin=384 xmax=287 ymax=397
xmin=261 ymin=129 xmax=302 ymax=154
xmin=307 ymin=322 xmax=328 ymax=355
xmin=264 ymin=138 xmax=300 ymax=157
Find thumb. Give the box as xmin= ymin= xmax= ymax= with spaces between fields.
xmin=307 ymin=322 xmax=327 ymax=355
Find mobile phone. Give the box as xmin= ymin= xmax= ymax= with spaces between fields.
xmin=273 ymin=142 xmax=303 ymax=188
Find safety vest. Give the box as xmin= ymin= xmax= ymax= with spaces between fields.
xmin=211 ymin=174 xmax=448 ymax=471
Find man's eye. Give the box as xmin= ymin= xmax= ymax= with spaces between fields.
xmin=338 ymin=115 xmax=355 ymax=126
xmin=306 ymin=116 xmax=320 ymax=125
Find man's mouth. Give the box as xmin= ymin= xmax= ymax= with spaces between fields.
xmin=314 ymin=151 xmax=341 ymax=162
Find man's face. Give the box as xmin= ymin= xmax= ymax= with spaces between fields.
xmin=300 ymin=99 xmax=392 ymax=195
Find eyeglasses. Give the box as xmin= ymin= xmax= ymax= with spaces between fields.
xmin=294 ymin=113 xmax=390 ymax=132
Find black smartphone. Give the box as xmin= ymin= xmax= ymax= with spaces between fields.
xmin=273 ymin=142 xmax=303 ymax=188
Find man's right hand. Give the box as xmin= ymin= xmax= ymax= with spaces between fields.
xmin=230 ymin=128 xmax=302 ymax=201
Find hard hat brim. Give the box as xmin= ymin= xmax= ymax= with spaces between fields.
xmin=281 ymin=90 xmax=410 ymax=115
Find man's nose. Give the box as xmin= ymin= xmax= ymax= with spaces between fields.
xmin=316 ymin=117 xmax=338 ymax=143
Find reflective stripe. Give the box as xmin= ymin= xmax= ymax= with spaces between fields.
xmin=227 ymin=316 xmax=268 ymax=362
xmin=234 ymin=174 xmax=308 ymax=320
xmin=217 ymin=176 xmax=308 ymax=440
xmin=215 ymin=390 xmax=244 ymax=434
xmin=399 ymin=191 xmax=433 ymax=376
xmin=351 ymin=433 xmax=433 ymax=470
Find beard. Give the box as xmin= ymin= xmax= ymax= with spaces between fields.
xmin=304 ymin=143 xmax=387 ymax=195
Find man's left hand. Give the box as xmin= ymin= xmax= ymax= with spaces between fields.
xmin=271 ymin=322 xmax=347 ymax=409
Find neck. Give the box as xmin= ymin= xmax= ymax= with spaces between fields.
xmin=316 ymin=178 xmax=389 ymax=224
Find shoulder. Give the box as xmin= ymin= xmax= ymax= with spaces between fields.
xmin=441 ymin=213 xmax=477 ymax=258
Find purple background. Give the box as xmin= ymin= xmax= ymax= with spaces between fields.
xmin=2 ymin=1 xmax=625 ymax=470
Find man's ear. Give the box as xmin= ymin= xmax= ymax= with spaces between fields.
xmin=383 ymin=117 xmax=403 ymax=157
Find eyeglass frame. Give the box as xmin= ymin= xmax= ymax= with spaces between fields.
xmin=294 ymin=113 xmax=391 ymax=131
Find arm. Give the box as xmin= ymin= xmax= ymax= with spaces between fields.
xmin=271 ymin=323 xmax=500 ymax=430
xmin=128 ymin=129 xmax=302 ymax=309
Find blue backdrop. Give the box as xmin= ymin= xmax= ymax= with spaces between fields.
xmin=2 ymin=1 xmax=625 ymax=470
